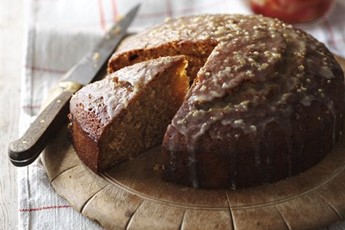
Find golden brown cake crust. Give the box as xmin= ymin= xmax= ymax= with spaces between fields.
xmin=108 ymin=14 xmax=345 ymax=189
xmin=69 ymin=56 xmax=189 ymax=172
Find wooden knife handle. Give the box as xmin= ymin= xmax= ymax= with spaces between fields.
xmin=8 ymin=82 xmax=81 ymax=166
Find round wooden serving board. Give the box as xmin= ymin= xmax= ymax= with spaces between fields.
xmin=41 ymin=56 xmax=345 ymax=230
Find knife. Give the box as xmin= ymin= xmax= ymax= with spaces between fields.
xmin=8 ymin=4 xmax=140 ymax=167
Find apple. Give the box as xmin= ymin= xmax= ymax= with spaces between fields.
xmin=250 ymin=0 xmax=334 ymax=24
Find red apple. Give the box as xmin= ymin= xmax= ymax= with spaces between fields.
xmin=250 ymin=0 xmax=334 ymax=24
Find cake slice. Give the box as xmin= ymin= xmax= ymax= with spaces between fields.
xmin=69 ymin=56 xmax=189 ymax=172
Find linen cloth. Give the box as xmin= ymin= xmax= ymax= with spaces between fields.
xmin=17 ymin=0 xmax=345 ymax=229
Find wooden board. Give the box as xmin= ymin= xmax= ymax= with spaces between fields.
xmin=41 ymin=56 xmax=345 ymax=229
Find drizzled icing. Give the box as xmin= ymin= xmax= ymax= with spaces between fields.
xmin=149 ymin=15 xmax=344 ymax=188
xmin=100 ymin=14 xmax=345 ymax=188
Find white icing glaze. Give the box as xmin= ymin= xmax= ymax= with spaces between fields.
xmin=106 ymin=14 xmax=344 ymax=188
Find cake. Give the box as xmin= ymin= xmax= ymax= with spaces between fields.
xmin=70 ymin=14 xmax=345 ymax=189
xmin=69 ymin=56 xmax=189 ymax=172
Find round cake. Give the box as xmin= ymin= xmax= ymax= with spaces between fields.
xmin=71 ymin=14 xmax=345 ymax=189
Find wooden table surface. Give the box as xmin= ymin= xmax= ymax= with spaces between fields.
xmin=0 ymin=0 xmax=24 ymax=228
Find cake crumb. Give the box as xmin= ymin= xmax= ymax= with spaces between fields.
xmin=111 ymin=26 xmax=122 ymax=36
xmin=92 ymin=52 xmax=100 ymax=62
xmin=153 ymin=164 xmax=165 ymax=171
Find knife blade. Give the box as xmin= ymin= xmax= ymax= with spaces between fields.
xmin=8 ymin=4 xmax=140 ymax=167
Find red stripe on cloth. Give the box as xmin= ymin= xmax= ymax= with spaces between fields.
xmin=25 ymin=65 xmax=66 ymax=74
xmin=165 ymin=0 xmax=173 ymax=18
xmin=20 ymin=205 xmax=72 ymax=212
xmin=323 ymin=18 xmax=338 ymax=50
xmin=97 ymin=0 xmax=106 ymax=30
xmin=111 ymin=0 xmax=119 ymax=22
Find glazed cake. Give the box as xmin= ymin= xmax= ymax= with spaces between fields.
xmin=71 ymin=14 xmax=345 ymax=189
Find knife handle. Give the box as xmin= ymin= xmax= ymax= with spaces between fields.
xmin=8 ymin=82 xmax=82 ymax=166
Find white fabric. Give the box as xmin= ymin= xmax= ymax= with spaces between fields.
xmin=18 ymin=0 xmax=345 ymax=229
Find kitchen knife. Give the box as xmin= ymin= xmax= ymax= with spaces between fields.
xmin=8 ymin=4 xmax=140 ymax=167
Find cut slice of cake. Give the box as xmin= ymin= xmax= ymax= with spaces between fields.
xmin=69 ymin=56 xmax=189 ymax=172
